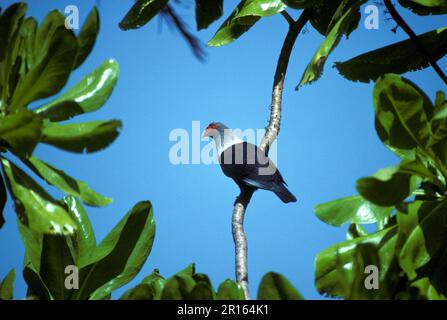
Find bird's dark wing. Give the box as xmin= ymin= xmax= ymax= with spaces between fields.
xmin=219 ymin=142 xmax=280 ymax=189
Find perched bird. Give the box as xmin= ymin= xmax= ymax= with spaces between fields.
xmin=203 ymin=122 xmax=297 ymax=203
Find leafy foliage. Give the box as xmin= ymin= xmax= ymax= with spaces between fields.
xmin=20 ymin=196 xmax=155 ymax=300
xmin=398 ymin=0 xmax=447 ymax=15
xmin=335 ymin=27 xmax=447 ymax=83
xmin=120 ymin=265 xmax=303 ymax=300
xmin=0 ymin=269 xmax=15 ymax=300
xmin=315 ymin=74 xmax=447 ymax=300
xmin=0 ymin=4 xmax=120 ymax=234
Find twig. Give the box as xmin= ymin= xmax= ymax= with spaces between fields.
xmin=281 ymin=11 xmax=294 ymax=26
xmin=232 ymin=9 xmax=312 ymax=300
xmin=383 ymin=0 xmax=447 ymax=85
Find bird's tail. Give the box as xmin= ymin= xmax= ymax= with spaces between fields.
xmin=275 ymin=185 xmax=297 ymax=203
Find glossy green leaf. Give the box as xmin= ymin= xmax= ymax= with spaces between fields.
xmin=399 ymin=0 xmax=447 ymax=15
xmin=310 ymin=0 xmax=360 ymax=36
xmin=23 ymin=263 xmax=52 ymax=300
xmin=315 ymin=226 xmax=398 ymax=298
xmin=161 ymin=274 xmax=196 ymax=300
xmin=297 ymin=0 xmax=366 ymax=89
xmin=347 ymin=243 xmax=383 ymax=300
xmin=34 ymin=59 xmax=119 ymax=122
xmin=373 ymin=74 xmax=433 ymax=159
xmin=190 ymin=282 xmax=216 ymax=300
xmin=0 ymin=173 xmax=6 ymax=228
xmin=335 ymin=27 xmax=447 ymax=83
xmin=74 ymin=7 xmax=99 ymax=69
xmin=1 ymin=158 xmax=76 ymax=235
xmin=315 ymin=195 xmax=392 ymax=226
xmin=208 ymin=0 xmax=286 ymax=47
xmin=257 ymin=272 xmax=303 ymax=300
xmin=356 ymin=165 xmax=420 ymax=207
xmin=0 ymin=3 xmax=27 ymax=64
xmin=216 ymin=279 xmax=245 ymax=300
xmin=142 ymin=270 xmax=165 ymax=299
xmin=119 ymin=0 xmax=168 ymax=30
xmin=0 ymin=109 xmax=42 ymax=158
xmin=34 ymin=10 xmax=66 ymax=67
xmin=410 ymin=278 xmax=446 ymax=299
xmin=25 ymin=156 xmax=112 ymax=207
xmin=0 ymin=269 xmax=15 ymax=300
xmin=397 ymin=201 xmax=447 ymax=279
xmin=10 ymin=27 xmax=78 ymax=110
xmin=119 ymin=283 xmax=155 ymax=300
xmin=196 ymin=0 xmax=223 ymax=30
xmin=63 ymin=196 xmax=96 ymax=266
xmin=42 ymin=120 xmax=122 ymax=154
xmin=40 ymin=234 xmax=75 ymax=300
xmin=121 ymin=269 xmax=166 ymax=300
xmin=73 ymin=201 xmax=155 ymax=299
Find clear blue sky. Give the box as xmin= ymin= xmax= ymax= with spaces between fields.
xmin=0 ymin=0 xmax=445 ymax=300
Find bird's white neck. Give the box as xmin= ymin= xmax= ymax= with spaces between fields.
xmin=213 ymin=129 xmax=243 ymax=156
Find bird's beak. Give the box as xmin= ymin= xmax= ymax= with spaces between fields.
xmin=202 ymin=129 xmax=210 ymax=138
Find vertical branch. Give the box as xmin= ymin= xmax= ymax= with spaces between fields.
xmin=383 ymin=0 xmax=447 ymax=85
xmin=232 ymin=9 xmax=312 ymax=300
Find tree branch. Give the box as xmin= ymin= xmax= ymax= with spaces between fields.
xmin=232 ymin=9 xmax=312 ymax=300
xmin=383 ymin=0 xmax=447 ymax=85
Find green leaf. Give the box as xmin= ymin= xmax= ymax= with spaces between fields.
xmin=0 ymin=109 xmax=42 ymax=158
xmin=373 ymin=74 xmax=433 ymax=159
xmin=335 ymin=27 xmax=447 ymax=83
xmin=399 ymin=0 xmax=447 ymax=15
xmin=121 ymin=269 xmax=166 ymax=300
xmin=1 ymin=158 xmax=76 ymax=235
xmin=356 ymin=165 xmax=420 ymax=207
xmin=310 ymin=0 xmax=360 ymax=37
xmin=315 ymin=226 xmax=398 ymax=298
xmin=73 ymin=201 xmax=155 ymax=299
xmin=63 ymin=196 xmax=96 ymax=266
xmin=119 ymin=0 xmax=168 ymax=30
xmin=297 ymin=0 xmax=366 ymax=89
xmin=257 ymin=272 xmax=303 ymax=300
xmin=10 ymin=27 xmax=78 ymax=110
xmin=0 ymin=269 xmax=15 ymax=300
xmin=216 ymin=279 xmax=245 ymax=300
xmin=196 ymin=0 xmax=223 ymax=30
xmin=208 ymin=0 xmax=286 ymax=47
xmin=42 ymin=120 xmax=122 ymax=154
xmin=190 ymin=282 xmax=216 ymax=300
xmin=397 ymin=200 xmax=447 ymax=280
xmin=410 ymin=278 xmax=446 ymax=300
xmin=347 ymin=243 xmax=383 ymax=300
xmin=74 ymin=7 xmax=100 ymax=69
xmin=39 ymin=234 xmax=75 ymax=300
xmin=119 ymin=283 xmax=155 ymax=300
xmin=0 ymin=173 xmax=6 ymax=228
xmin=23 ymin=263 xmax=52 ymax=300
xmin=34 ymin=59 xmax=119 ymax=121
xmin=315 ymin=195 xmax=393 ymax=226
xmin=25 ymin=156 xmax=112 ymax=207
xmin=161 ymin=274 xmax=196 ymax=300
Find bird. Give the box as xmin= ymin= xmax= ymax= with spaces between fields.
xmin=203 ymin=122 xmax=297 ymax=203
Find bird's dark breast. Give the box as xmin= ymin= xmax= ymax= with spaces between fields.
xmin=219 ymin=142 xmax=282 ymax=188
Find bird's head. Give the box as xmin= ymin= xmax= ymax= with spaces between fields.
xmin=202 ymin=122 xmax=229 ymax=139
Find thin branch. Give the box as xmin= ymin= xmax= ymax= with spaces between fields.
xmin=281 ymin=11 xmax=294 ymax=26
xmin=383 ymin=0 xmax=447 ymax=85
xmin=161 ymin=4 xmax=206 ymax=61
xmin=232 ymin=9 xmax=312 ymax=300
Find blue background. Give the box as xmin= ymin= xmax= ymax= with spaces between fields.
xmin=0 ymin=0 xmax=445 ymax=299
